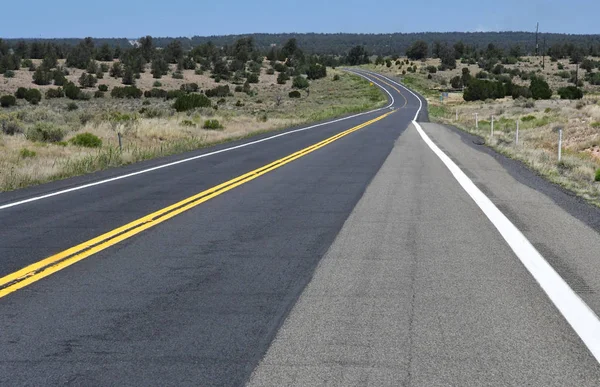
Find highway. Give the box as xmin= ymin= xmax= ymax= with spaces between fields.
xmin=1 ymin=70 xmax=600 ymax=386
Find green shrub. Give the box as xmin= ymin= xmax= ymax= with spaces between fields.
xmin=173 ymin=93 xmax=212 ymax=112
xmin=266 ymin=68 xmax=275 ymax=75
xmin=153 ymin=81 xmax=162 ymax=87
xmin=557 ymin=86 xmax=583 ymax=100
xmin=98 ymin=84 xmax=109 ymax=92
xmin=273 ymin=62 xmax=287 ymax=72
xmin=205 ymin=85 xmax=231 ymax=98
xmin=94 ymin=91 xmax=104 ymax=98
xmin=111 ymin=86 xmax=143 ymax=99
xmin=180 ymin=83 xmax=199 ymax=92
xmin=217 ymin=98 xmax=226 ymax=105
xmin=521 ymin=115 xmax=536 ymax=122
xmin=333 ymin=74 xmax=340 ymax=81
xmin=1 ymin=95 xmax=17 ymax=108
xmin=64 ymin=82 xmax=82 ymax=100
xmin=235 ymin=100 xmax=244 ymax=107
xmin=246 ymin=72 xmax=259 ymax=83
xmin=596 ymin=169 xmax=600 ymax=182
xmin=306 ymin=63 xmax=327 ymax=80
xmin=33 ymin=68 xmax=52 ymax=85
xmin=463 ymin=79 xmax=505 ymax=101
xmin=288 ymin=90 xmax=301 ymax=98
xmin=426 ymin=65 xmax=437 ymax=74
xmin=511 ymin=85 xmax=532 ymax=99
xmin=19 ymin=148 xmax=36 ymax=158
xmin=144 ymin=88 xmax=168 ymax=99
xmin=24 ymin=89 xmax=42 ymax=105
xmin=166 ymin=90 xmax=186 ymax=100
xmin=46 ymin=88 xmax=64 ymax=99
xmin=78 ymin=73 xmax=97 ymax=88
xmin=292 ymin=75 xmax=309 ymax=89
xmin=529 ymin=78 xmax=552 ymax=100
xmin=202 ymin=119 xmax=223 ymax=130
xmin=67 ymin=102 xmax=79 ymax=111
xmin=234 ymin=85 xmax=243 ymax=92
xmin=277 ymin=72 xmax=290 ymax=84
xmin=109 ymin=62 xmax=123 ymax=78
xmin=4 ymin=70 xmax=15 ymax=78
xmin=591 ymin=122 xmax=600 ymax=128
xmin=15 ymin=87 xmax=28 ymax=99
xmin=172 ymin=71 xmax=184 ymax=79
xmin=26 ymin=123 xmax=64 ymax=142
xmin=70 ymin=132 xmax=102 ymax=148
xmin=52 ymin=70 xmax=67 ymax=86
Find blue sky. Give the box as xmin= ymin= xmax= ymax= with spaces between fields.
xmin=2 ymin=0 xmax=598 ymax=38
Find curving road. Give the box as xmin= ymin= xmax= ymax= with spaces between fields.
xmin=1 ymin=70 xmax=600 ymax=386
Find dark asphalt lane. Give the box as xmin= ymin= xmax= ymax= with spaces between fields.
xmin=0 ymin=73 xmax=415 ymax=279
xmin=0 ymin=73 xmax=420 ymax=385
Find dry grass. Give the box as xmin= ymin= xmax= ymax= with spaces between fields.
xmin=0 ymin=68 xmax=386 ymax=191
xmin=362 ymin=58 xmax=600 ymax=205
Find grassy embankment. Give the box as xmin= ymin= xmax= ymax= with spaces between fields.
xmin=361 ymin=59 xmax=600 ymax=206
xmin=0 ymin=68 xmax=386 ymax=191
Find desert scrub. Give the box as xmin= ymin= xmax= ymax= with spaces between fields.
xmin=203 ymin=119 xmax=223 ymax=130
xmin=180 ymin=119 xmax=196 ymax=127
xmin=596 ymin=169 xmax=600 ymax=182
xmin=70 ymin=132 xmax=102 ymax=148
xmin=19 ymin=148 xmax=37 ymax=158
xmin=173 ymin=93 xmax=212 ymax=112
xmin=25 ymin=123 xmax=65 ymax=143
xmin=1 ymin=116 xmax=23 ymax=135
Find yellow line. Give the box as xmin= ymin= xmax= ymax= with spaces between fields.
xmin=366 ymin=72 xmax=409 ymax=108
xmin=0 ymin=110 xmax=395 ymax=299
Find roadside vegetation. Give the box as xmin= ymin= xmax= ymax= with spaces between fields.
xmin=0 ymin=37 xmax=386 ymax=191
xmin=362 ymin=40 xmax=600 ymax=205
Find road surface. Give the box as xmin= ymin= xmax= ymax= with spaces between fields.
xmin=1 ymin=70 xmax=600 ymax=386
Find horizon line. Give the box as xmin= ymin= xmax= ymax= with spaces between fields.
xmin=3 ymin=30 xmax=600 ymax=40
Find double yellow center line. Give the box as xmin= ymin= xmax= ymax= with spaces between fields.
xmin=0 ymin=109 xmax=395 ymax=299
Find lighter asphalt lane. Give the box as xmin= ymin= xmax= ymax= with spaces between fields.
xmin=246 ymin=123 xmax=600 ymax=387
xmin=0 ymin=72 xmax=419 ymax=385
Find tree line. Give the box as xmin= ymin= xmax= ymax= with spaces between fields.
xmin=3 ymin=31 xmax=600 ymax=56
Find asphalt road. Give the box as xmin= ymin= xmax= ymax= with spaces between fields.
xmin=1 ymin=70 xmax=600 ymax=386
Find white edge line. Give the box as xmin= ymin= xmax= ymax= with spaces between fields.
xmin=385 ymin=62 xmax=600 ymax=361
xmin=0 ymin=73 xmax=395 ymax=211
xmin=411 ymin=118 xmax=600 ymax=361
xmin=355 ymin=69 xmax=424 ymax=122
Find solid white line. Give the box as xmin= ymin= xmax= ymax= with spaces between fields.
xmin=0 ymin=74 xmax=395 ymax=211
xmin=413 ymin=120 xmax=600 ymax=363
xmin=370 ymin=67 xmax=600 ymax=362
xmin=386 ymin=63 xmax=600 ymax=361
xmin=359 ymin=70 xmax=424 ymax=121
